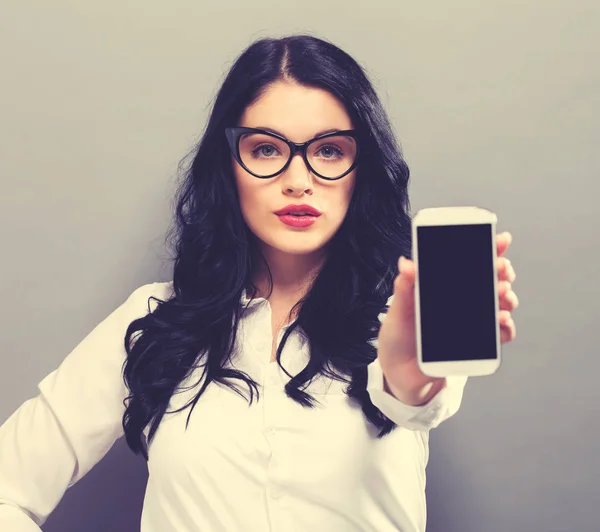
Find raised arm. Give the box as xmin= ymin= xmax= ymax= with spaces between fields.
xmin=366 ymin=294 xmax=468 ymax=431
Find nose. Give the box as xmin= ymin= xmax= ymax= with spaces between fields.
xmin=280 ymin=152 xmax=314 ymax=192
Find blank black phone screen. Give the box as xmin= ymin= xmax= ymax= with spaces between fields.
xmin=416 ymin=223 xmax=498 ymax=362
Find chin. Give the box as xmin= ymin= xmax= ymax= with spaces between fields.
xmin=274 ymin=242 xmax=325 ymax=255
xmin=262 ymin=236 xmax=329 ymax=256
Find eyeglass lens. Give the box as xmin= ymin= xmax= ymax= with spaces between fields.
xmin=238 ymin=132 xmax=357 ymax=178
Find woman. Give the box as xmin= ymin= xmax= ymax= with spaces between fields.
xmin=0 ymin=35 xmax=518 ymax=531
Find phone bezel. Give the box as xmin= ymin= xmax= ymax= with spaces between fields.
xmin=412 ymin=206 xmax=501 ymax=377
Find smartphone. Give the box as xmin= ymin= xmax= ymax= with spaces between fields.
xmin=412 ymin=206 xmax=501 ymax=377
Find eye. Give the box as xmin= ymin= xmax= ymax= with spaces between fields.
xmin=315 ymin=144 xmax=344 ymax=159
xmin=251 ymin=144 xmax=281 ymax=158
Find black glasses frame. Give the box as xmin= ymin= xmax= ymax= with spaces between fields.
xmin=225 ymin=127 xmax=360 ymax=180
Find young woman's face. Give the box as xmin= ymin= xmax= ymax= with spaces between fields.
xmin=232 ymin=80 xmax=357 ymax=259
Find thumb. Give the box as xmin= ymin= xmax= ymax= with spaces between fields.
xmin=391 ymin=256 xmax=416 ymax=319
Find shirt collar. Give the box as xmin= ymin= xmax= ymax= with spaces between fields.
xmin=240 ymin=288 xmax=265 ymax=309
xmin=240 ymin=288 xmax=301 ymax=334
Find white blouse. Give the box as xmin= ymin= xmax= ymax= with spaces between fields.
xmin=0 ymin=281 xmax=467 ymax=532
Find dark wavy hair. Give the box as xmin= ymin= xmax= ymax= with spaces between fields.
xmin=121 ymin=34 xmax=412 ymax=461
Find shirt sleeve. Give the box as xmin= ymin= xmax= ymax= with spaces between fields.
xmin=366 ymin=294 xmax=468 ymax=431
xmin=0 ymin=282 xmax=164 ymax=530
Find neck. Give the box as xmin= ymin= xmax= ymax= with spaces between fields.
xmin=249 ymin=244 xmax=327 ymax=302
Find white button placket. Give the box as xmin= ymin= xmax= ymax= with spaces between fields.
xmin=263 ymin=329 xmax=294 ymax=531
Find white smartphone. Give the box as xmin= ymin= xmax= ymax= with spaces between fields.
xmin=412 ymin=206 xmax=501 ymax=377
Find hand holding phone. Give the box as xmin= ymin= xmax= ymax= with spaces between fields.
xmin=376 ymin=206 xmax=518 ymax=402
xmin=413 ymin=206 xmax=503 ymax=377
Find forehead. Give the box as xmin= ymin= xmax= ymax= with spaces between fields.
xmin=239 ymin=81 xmax=353 ymax=142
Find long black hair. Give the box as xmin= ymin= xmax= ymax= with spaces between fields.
xmin=122 ymin=35 xmax=412 ymax=461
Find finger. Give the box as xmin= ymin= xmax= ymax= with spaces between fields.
xmin=497 ymin=281 xmax=519 ymax=311
xmin=397 ymin=255 xmax=416 ymax=281
xmin=499 ymin=290 xmax=519 ymax=311
xmin=390 ymin=256 xmax=417 ymax=320
xmin=498 ymin=310 xmax=512 ymax=326
xmin=500 ymin=318 xmax=516 ymax=343
xmin=498 ymin=280 xmax=511 ymax=297
xmin=497 ymin=257 xmax=516 ymax=283
xmin=496 ymin=231 xmax=513 ymax=257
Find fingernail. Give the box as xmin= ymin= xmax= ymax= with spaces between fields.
xmin=398 ymin=256 xmax=405 ymax=272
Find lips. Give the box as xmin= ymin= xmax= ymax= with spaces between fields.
xmin=274 ymin=204 xmax=321 ymax=216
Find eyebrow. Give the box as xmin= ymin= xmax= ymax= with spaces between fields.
xmin=258 ymin=127 xmax=342 ymax=139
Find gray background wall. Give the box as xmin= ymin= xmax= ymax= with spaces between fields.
xmin=1 ymin=1 xmax=598 ymax=531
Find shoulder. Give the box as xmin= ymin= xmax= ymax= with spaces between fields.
xmin=123 ymin=281 xmax=174 ymax=314
xmin=143 ymin=280 xmax=174 ymax=301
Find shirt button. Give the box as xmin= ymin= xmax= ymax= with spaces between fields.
xmin=267 ymin=427 xmax=276 ymax=435
xmin=270 ymin=485 xmax=283 ymax=499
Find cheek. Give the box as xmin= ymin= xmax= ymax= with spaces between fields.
xmin=324 ymin=182 xmax=355 ymax=226
xmin=234 ymin=172 xmax=255 ymax=209
xmin=346 ymin=180 xmax=356 ymax=202
xmin=235 ymin=177 xmax=267 ymax=226
xmin=338 ymin=176 xmax=356 ymax=213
